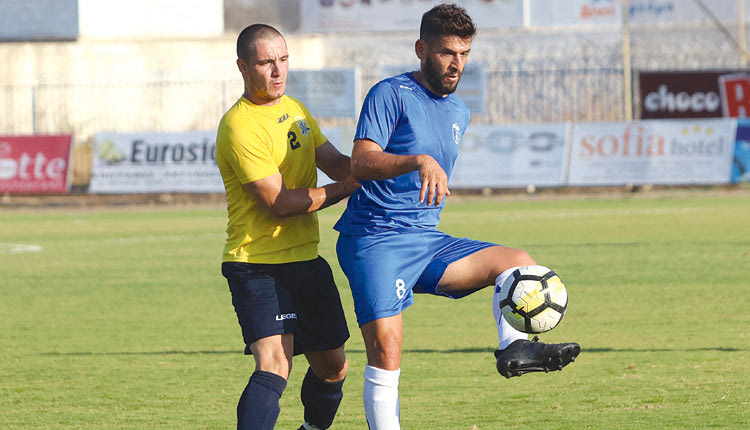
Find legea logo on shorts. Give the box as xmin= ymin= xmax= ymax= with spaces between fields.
xmin=275 ymin=313 xmax=297 ymax=321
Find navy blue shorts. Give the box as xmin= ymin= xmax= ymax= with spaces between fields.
xmin=221 ymin=257 xmax=350 ymax=356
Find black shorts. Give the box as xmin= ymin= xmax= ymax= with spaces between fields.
xmin=221 ymin=257 xmax=350 ymax=356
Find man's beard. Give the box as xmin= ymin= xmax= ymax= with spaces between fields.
xmin=423 ymin=56 xmax=461 ymax=95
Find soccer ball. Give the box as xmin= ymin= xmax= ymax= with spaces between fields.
xmin=497 ymin=265 xmax=568 ymax=334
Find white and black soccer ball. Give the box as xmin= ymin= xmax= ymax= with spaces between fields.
xmin=497 ymin=265 xmax=568 ymax=334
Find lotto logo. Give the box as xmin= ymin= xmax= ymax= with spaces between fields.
xmin=0 ymin=136 xmax=72 ymax=193
xmin=395 ymin=279 xmax=406 ymax=299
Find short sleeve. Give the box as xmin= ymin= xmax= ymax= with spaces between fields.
xmin=217 ymin=125 xmax=278 ymax=184
xmin=354 ymin=80 xmax=401 ymax=149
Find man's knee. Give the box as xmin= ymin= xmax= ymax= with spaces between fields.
xmin=361 ymin=315 xmax=403 ymax=370
xmin=484 ymin=246 xmax=535 ymax=278
xmin=307 ymin=347 xmax=348 ymax=381
xmin=251 ymin=334 xmax=294 ymax=378
xmin=366 ymin=336 xmax=402 ymax=370
xmin=314 ymin=357 xmax=348 ymax=382
xmin=506 ymin=248 xmax=535 ymax=269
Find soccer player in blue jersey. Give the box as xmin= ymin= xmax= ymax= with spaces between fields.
xmin=334 ymin=4 xmax=580 ymax=428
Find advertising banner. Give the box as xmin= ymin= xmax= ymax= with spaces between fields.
xmin=628 ymin=0 xmax=737 ymax=25
xmin=530 ymin=0 xmax=621 ymax=28
xmin=78 ymin=0 xmax=222 ymax=38
xmin=451 ymin=123 xmax=569 ymax=188
xmin=568 ymin=119 xmax=736 ymax=186
xmin=89 ymin=131 xmax=222 ymax=194
xmin=639 ymin=71 xmax=726 ymax=119
xmin=718 ymin=73 xmax=750 ymax=118
xmin=299 ymin=0 xmax=523 ymax=33
xmin=0 ymin=0 xmax=78 ymax=41
xmin=90 ymin=128 xmax=347 ymax=193
xmin=733 ymin=119 xmax=750 ymax=183
xmin=638 ymin=71 xmax=750 ymax=119
xmin=0 ymin=135 xmax=72 ymax=194
xmin=286 ymin=68 xmax=359 ymax=118
xmin=379 ymin=64 xmax=486 ymax=115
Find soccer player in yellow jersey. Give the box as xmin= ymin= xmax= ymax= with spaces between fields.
xmin=216 ymin=24 xmax=359 ymax=430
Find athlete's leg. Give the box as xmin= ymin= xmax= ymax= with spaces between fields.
xmin=223 ymin=261 xmax=300 ymax=430
xmin=300 ymin=346 xmax=348 ymax=430
xmin=434 ymin=245 xmax=580 ymax=378
xmin=437 ymin=246 xmax=533 ymax=348
xmin=360 ymin=314 xmax=403 ymax=430
xmin=437 ymin=245 xmax=534 ymax=293
xmin=283 ymin=256 xmax=350 ymax=430
xmin=305 ymin=345 xmax=348 ymax=381
xmin=237 ymin=334 xmax=294 ymax=430
xmin=251 ymin=334 xmax=295 ymax=377
xmin=361 ymin=314 xmax=403 ymax=370
xmin=336 ymin=231 xmax=427 ymax=430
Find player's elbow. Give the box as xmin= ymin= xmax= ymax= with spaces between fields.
xmin=268 ymin=203 xmax=297 ymax=219
xmin=267 ymin=191 xmax=313 ymax=218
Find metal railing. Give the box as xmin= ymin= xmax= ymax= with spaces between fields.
xmin=0 ymin=66 xmax=625 ymax=139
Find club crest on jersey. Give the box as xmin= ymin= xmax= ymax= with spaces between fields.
xmin=452 ymin=123 xmax=461 ymax=145
xmin=295 ymin=117 xmax=311 ymax=136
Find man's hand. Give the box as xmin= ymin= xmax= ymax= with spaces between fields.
xmin=416 ymin=154 xmax=449 ymax=206
xmin=350 ymin=139 xmax=449 ymax=207
xmin=341 ymin=175 xmax=361 ymax=195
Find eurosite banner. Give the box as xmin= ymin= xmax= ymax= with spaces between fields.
xmin=638 ymin=71 xmax=750 ymax=119
xmin=0 ymin=135 xmax=73 ymax=194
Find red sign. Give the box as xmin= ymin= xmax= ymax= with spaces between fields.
xmin=0 ymin=135 xmax=73 ymax=194
xmin=719 ymin=74 xmax=750 ymax=117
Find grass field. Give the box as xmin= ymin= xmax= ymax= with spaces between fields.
xmin=1 ymin=190 xmax=749 ymax=429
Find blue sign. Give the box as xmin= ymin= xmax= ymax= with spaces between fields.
xmin=733 ymin=120 xmax=750 ymax=183
xmin=0 ymin=0 xmax=78 ymax=41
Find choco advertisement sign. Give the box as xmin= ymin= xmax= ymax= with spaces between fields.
xmin=638 ymin=71 xmax=750 ymax=119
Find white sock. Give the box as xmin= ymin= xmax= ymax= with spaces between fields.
xmin=363 ymin=364 xmax=401 ymax=430
xmin=301 ymin=422 xmax=320 ymax=430
xmin=493 ymin=267 xmax=528 ymax=350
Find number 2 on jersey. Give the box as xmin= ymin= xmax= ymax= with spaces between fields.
xmin=288 ymin=131 xmax=300 ymax=150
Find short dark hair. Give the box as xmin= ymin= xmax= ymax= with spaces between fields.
xmin=419 ymin=3 xmax=477 ymax=44
xmin=236 ymin=24 xmax=284 ymax=62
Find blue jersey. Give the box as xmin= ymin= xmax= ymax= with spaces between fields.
xmin=334 ymin=72 xmax=471 ymax=234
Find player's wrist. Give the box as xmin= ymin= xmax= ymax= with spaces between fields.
xmin=413 ymin=154 xmax=430 ymax=170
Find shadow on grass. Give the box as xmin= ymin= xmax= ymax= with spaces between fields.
xmin=40 ymin=346 xmax=743 ymax=357
xmin=41 ymin=350 xmax=241 ymax=356
xmin=583 ymin=347 xmax=742 ymax=353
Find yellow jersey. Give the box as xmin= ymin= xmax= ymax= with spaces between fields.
xmin=216 ymin=95 xmax=327 ymax=264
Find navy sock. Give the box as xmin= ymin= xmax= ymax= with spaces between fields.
xmin=237 ymin=370 xmax=287 ymax=430
xmin=300 ymin=367 xmax=345 ymax=429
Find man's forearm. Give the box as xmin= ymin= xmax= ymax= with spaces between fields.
xmin=271 ymin=178 xmax=357 ymax=218
xmin=352 ymin=150 xmax=424 ymax=181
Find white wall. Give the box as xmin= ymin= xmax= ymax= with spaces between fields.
xmin=0 ymin=34 xmax=325 ymax=85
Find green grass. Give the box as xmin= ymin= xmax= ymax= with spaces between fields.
xmin=1 ymin=191 xmax=749 ymax=429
